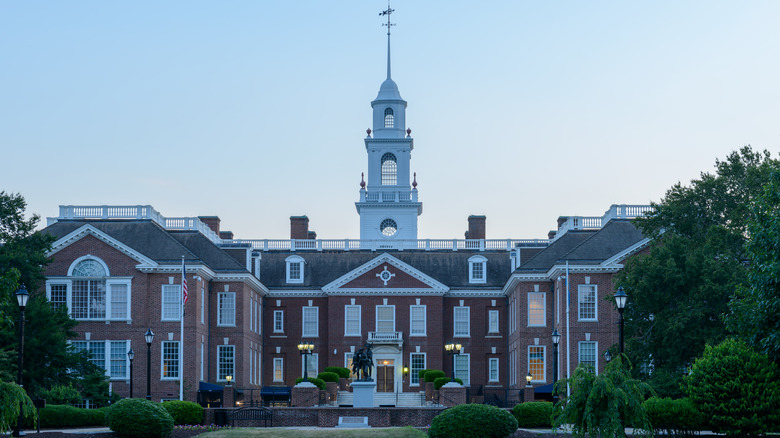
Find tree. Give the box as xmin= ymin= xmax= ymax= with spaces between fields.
xmin=684 ymin=339 xmax=780 ymax=436
xmin=615 ymin=147 xmax=779 ymax=396
xmin=553 ymin=355 xmax=654 ymax=438
xmin=728 ymin=167 xmax=780 ymax=363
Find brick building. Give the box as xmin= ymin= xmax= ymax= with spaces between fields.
xmin=38 ymin=24 xmax=652 ymax=405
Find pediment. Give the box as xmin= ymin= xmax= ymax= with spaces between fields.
xmin=47 ymin=224 xmax=158 ymax=268
xmin=322 ymin=253 xmax=448 ymax=295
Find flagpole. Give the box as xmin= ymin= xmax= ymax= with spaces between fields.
xmin=180 ymin=257 xmax=185 ymax=401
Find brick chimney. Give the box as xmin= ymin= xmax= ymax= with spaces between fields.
xmin=220 ymin=231 xmax=234 ymax=240
xmin=198 ymin=216 xmax=220 ymax=234
xmin=290 ymin=216 xmax=310 ymax=240
xmin=548 ymin=230 xmax=557 ymax=240
xmin=466 ymin=215 xmax=486 ymax=240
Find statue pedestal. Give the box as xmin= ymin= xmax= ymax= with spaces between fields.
xmin=351 ymin=380 xmax=376 ymax=408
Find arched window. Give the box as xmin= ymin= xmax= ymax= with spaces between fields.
xmin=70 ymin=257 xmax=108 ymax=319
xmin=384 ymin=107 xmax=394 ymax=128
xmin=380 ymin=218 xmax=398 ymax=237
xmin=286 ymin=255 xmax=305 ymax=284
xmin=381 ymin=153 xmax=397 ymax=185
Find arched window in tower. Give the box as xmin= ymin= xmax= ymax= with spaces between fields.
xmin=384 ymin=107 xmax=394 ymax=128
xmin=381 ymin=153 xmax=397 ymax=185
xmin=380 ymin=218 xmax=398 ymax=237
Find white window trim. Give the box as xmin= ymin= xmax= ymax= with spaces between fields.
xmin=161 ymin=284 xmax=181 ymax=322
xmin=273 ymin=310 xmax=284 ymax=333
xmin=49 ymin=277 xmax=132 ymax=322
xmin=489 ymin=357 xmax=500 ymax=382
xmin=410 ymin=305 xmax=427 ymax=336
xmin=528 ymin=345 xmax=546 ymax=383
xmin=200 ymin=287 xmax=205 ymax=325
xmin=527 ymin=292 xmax=546 ymax=327
xmin=488 ymin=309 xmax=499 ymax=334
xmin=344 ymin=305 xmax=361 ymax=337
xmin=409 ymin=352 xmax=426 ymax=387
xmin=72 ymin=340 xmax=131 ymax=381
xmin=468 ymin=255 xmax=487 ymax=284
xmin=160 ymin=341 xmax=180 ymax=380
xmin=454 ymin=306 xmax=470 ymax=337
xmin=301 ymin=353 xmax=318 ymax=378
xmin=217 ymin=292 xmax=236 ymax=327
xmin=578 ymin=341 xmax=599 ymax=375
xmin=217 ymin=345 xmax=235 ymax=382
xmin=578 ymin=284 xmax=598 ymax=322
xmin=285 ymin=255 xmax=305 ymax=284
xmin=302 ymin=306 xmax=319 ymax=337
xmin=375 ymin=305 xmax=396 ymax=333
xmin=273 ymin=358 xmax=284 ymax=382
xmin=454 ymin=353 xmax=470 ymax=386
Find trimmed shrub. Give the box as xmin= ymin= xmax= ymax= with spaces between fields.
xmin=295 ymin=377 xmax=326 ymax=390
xmin=161 ymin=400 xmax=203 ymax=426
xmin=512 ymin=402 xmax=553 ymax=428
xmin=41 ymin=384 xmax=81 ymax=406
xmin=643 ymin=397 xmax=705 ymax=436
xmin=107 ymin=399 xmax=174 ymax=438
xmin=429 ymin=403 xmax=518 ymax=438
xmin=684 ymin=339 xmax=780 ymax=436
xmin=433 ymin=376 xmax=463 ymax=390
xmin=424 ymin=370 xmax=446 ymax=383
xmin=317 ymin=371 xmax=340 ymax=383
xmin=418 ymin=369 xmax=431 ymax=380
xmin=323 ymin=366 xmax=351 ymax=379
xmin=36 ymin=405 xmax=107 ymax=428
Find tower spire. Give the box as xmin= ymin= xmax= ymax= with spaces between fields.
xmin=379 ymin=2 xmax=395 ymax=80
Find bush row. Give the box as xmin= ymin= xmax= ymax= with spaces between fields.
xmin=295 ymin=377 xmax=326 ymax=390
xmin=512 ymin=402 xmax=552 ymax=428
xmin=25 ymin=404 xmax=107 ymax=428
xmin=429 ymin=404 xmax=518 ymax=438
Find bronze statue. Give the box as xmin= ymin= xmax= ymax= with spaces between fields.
xmin=351 ymin=343 xmax=374 ymax=381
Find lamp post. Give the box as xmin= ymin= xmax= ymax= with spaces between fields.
xmin=145 ymin=329 xmax=154 ymax=401
xmin=525 ymin=371 xmax=533 ymax=387
xmin=444 ymin=341 xmax=462 ymax=382
xmin=127 ymin=348 xmax=135 ymax=398
xmin=615 ymin=287 xmax=628 ymax=354
xmin=551 ymin=329 xmax=560 ymax=404
xmin=13 ymin=285 xmax=29 ymax=438
xmin=297 ymin=341 xmax=314 ymax=380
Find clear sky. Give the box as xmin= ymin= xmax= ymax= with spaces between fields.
xmin=2 ymin=1 xmax=778 ymax=240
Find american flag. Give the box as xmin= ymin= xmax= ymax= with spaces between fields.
xmin=182 ymin=259 xmax=188 ymax=306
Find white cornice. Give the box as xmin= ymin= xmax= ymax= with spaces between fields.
xmin=47 ymin=224 xmax=158 ymax=269
xmin=212 ymin=273 xmax=269 ymax=294
xmin=446 ymin=289 xmax=505 ymax=298
xmin=322 ymin=253 xmax=449 ymax=295
xmin=602 ymin=238 xmax=651 ymax=267
xmin=265 ymin=289 xmax=325 ymax=298
xmin=137 ymin=264 xmax=216 ymax=280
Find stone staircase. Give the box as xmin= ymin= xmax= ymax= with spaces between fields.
xmin=336 ymin=391 xmax=426 ymax=407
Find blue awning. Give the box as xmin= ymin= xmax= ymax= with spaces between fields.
xmin=199 ymin=381 xmax=224 ymax=392
xmin=534 ymin=383 xmax=554 ymax=394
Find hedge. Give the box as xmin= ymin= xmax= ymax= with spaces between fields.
xmin=161 ymin=400 xmax=203 ymax=426
xmin=429 ymin=403 xmax=518 ymax=438
xmin=433 ymin=376 xmax=463 ymax=390
xmin=418 ymin=369 xmax=431 ymax=380
xmin=295 ymin=377 xmax=326 ymax=390
xmin=512 ymin=402 xmax=553 ymax=428
xmin=106 ymin=399 xmax=173 ymax=438
xmin=424 ymin=370 xmax=446 ymax=383
xmin=323 ymin=367 xmax=351 ymax=379
xmin=643 ymin=397 xmax=705 ymax=436
xmin=316 ymin=372 xmax=340 ymax=383
xmin=32 ymin=405 xmax=107 ymax=428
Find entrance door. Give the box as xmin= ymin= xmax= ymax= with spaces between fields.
xmin=376 ymin=365 xmax=395 ymax=392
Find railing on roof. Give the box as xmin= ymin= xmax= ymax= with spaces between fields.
xmin=226 ymin=238 xmax=549 ymax=252
xmin=554 ymin=204 xmax=653 ymax=241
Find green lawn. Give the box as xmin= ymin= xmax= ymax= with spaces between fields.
xmin=196 ymin=426 xmax=426 ymax=438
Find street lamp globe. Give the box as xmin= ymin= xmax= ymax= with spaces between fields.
xmin=615 ymin=287 xmax=628 ymax=310
xmin=15 ymin=285 xmax=29 ymax=309
xmin=551 ymin=329 xmax=560 ymax=346
xmin=145 ymin=328 xmax=154 ymax=345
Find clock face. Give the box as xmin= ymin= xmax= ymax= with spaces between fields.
xmin=380 ymin=218 xmax=397 ymax=237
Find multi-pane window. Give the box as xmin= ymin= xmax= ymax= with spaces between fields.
xmin=488 ymin=310 xmax=499 ymax=333
xmin=528 ymin=346 xmax=545 ymax=382
xmin=410 ymin=305 xmax=426 ymax=336
xmin=218 ymin=292 xmax=236 ymax=326
xmin=381 ymin=153 xmax=397 ymax=185
xmin=384 ymin=107 xmax=394 ymax=128
xmin=161 ymin=285 xmax=181 ymax=321
xmin=489 ymin=358 xmax=499 ymax=382
xmin=200 ymin=287 xmax=205 ymax=324
xmin=200 ymin=343 xmax=205 ymax=381
xmin=162 ymin=341 xmax=179 ymax=379
xmin=302 ymin=353 xmax=318 ymax=377
xmin=72 ymin=340 xmax=128 ymax=380
xmin=273 ymin=310 xmax=284 ymax=333
xmin=380 ymin=219 xmax=397 ymax=237
xmin=454 ymin=354 xmax=470 ymax=386
xmin=302 ymin=307 xmax=318 ymax=337
xmin=578 ymin=285 xmax=597 ymax=321
xmin=286 ymin=256 xmax=304 ymax=284
xmin=454 ymin=306 xmax=470 ymax=337
xmin=345 ymin=353 xmax=354 ymax=374
xmin=110 ymin=284 xmax=128 ymax=319
xmin=376 ymin=305 xmax=395 ymax=332
xmin=110 ymin=341 xmax=127 ymax=377
xmin=218 ymin=345 xmax=235 ymax=381
xmin=528 ymin=292 xmax=546 ymax=326
xmin=410 ymin=353 xmax=426 ymax=385
xmin=273 ymin=358 xmax=284 ymax=382
xmin=73 ymin=280 xmax=106 ymax=319
xmin=468 ymin=256 xmax=487 ymax=284
xmin=49 ymin=284 xmax=67 ymax=309
xmin=344 ymin=305 xmax=361 ymax=336
xmin=579 ymin=341 xmax=597 ymax=371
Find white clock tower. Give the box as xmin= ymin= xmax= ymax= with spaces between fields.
xmin=356 ymin=7 xmax=422 ymax=241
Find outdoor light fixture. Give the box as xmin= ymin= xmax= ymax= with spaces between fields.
xmin=145 ymin=328 xmax=154 ymax=400
xmin=444 ymin=342 xmax=462 ymax=382
xmin=403 ymin=366 xmax=409 ymax=379
xmin=13 ymin=285 xmax=28 ymax=437
xmin=298 ymin=341 xmax=314 ymax=380
xmin=226 ymin=375 xmax=233 ymax=385
xmin=551 ymin=329 xmax=560 ymax=404
xmin=615 ymin=287 xmax=628 ymax=354
xmin=127 ymin=348 xmax=135 ymax=398
xmin=526 ymin=371 xmax=533 ymax=386
xmin=604 ymin=350 xmax=612 ymax=363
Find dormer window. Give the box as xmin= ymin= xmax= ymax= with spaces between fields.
xmin=286 ymin=255 xmax=305 ymax=284
xmin=381 ymin=153 xmax=397 ymax=185
xmin=468 ymin=255 xmax=487 ymax=284
xmin=384 ymin=107 xmax=394 ymax=128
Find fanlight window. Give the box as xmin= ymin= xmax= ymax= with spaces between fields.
xmin=72 ymin=259 xmax=107 ymax=277
xmin=384 ymin=107 xmax=394 ymax=128
xmin=380 ymin=219 xmax=398 ymax=237
xmin=381 ymin=153 xmax=397 ymax=185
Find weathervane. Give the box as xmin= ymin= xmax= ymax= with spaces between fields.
xmin=379 ymin=1 xmax=395 ymax=36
